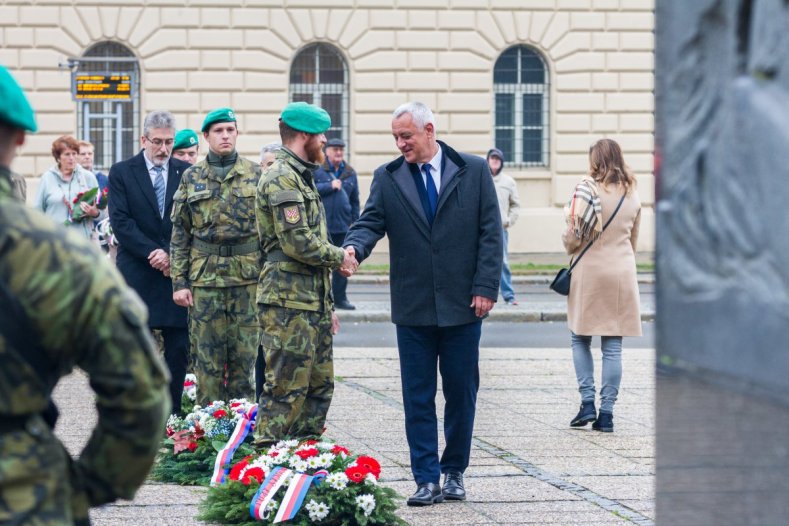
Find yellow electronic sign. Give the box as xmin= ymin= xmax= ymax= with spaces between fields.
xmin=73 ymin=73 xmax=133 ymax=100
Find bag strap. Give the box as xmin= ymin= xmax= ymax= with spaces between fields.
xmin=568 ymin=192 xmax=626 ymax=273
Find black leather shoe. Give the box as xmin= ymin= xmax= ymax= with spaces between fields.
xmin=592 ymin=411 xmax=614 ymax=432
xmin=406 ymin=482 xmax=444 ymax=506
xmin=334 ymin=300 xmax=356 ymax=310
xmin=570 ymin=401 xmax=597 ymax=427
xmin=442 ymin=471 xmax=466 ymax=501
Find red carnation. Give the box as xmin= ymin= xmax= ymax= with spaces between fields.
xmin=242 ymin=467 xmax=265 ymax=485
xmin=304 ymin=439 xmax=318 ymax=446
xmin=187 ymin=442 xmax=197 ymax=452
xmin=229 ymin=456 xmax=252 ymax=481
xmin=295 ymin=447 xmax=319 ymax=460
xmin=345 ymin=465 xmax=369 ymax=483
xmin=331 ymin=445 xmax=349 ymax=456
xmin=230 ymin=401 xmax=241 ymax=408
xmin=212 ymin=409 xmax=228 ymax=418
xmin=269 ymin=450 xmax=280 ymax=458
xmin=184 ymin=380 xmax=195 ymax=387
xmin=354 ymin=456 xmax=381 ymax=479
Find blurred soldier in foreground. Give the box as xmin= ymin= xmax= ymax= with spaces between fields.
xmin=0 ymin=65 xmax=170 ymax=525
xmin=254 ymin=102 xmax=357 ymax=447
xmin=170 ymin=108 xmax=262 ymax=406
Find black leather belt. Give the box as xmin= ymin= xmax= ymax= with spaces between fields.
xmin=193 ymin=238 xmax=259 ymax=257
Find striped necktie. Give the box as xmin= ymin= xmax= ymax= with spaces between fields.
xmin=152 ymin=165 xmax=165 ymax=218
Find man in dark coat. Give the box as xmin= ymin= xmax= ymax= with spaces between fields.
xmin=108 ymin=110 xmax=191 ymax=414
xmin=343 ymin=102 xmax=502 ymax=507
xmin=313 ymin=138 xmax=360 ymax=310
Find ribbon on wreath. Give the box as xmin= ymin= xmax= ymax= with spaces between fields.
xmin=249 ymin=467 xmax=329 ymax=523
xmin=210 ymin=404 xmax=258 ymax=486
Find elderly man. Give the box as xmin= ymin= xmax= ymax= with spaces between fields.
xmin=254 ymin=102 xmax=357 ymax=447
xmin=108 ymin=110 xmax=191 ymax=414
xmin=313 ymin=138 xmax=360 ymax=310
xmin=172 ymin=129 xmax=199 ymax=165
xmin=343 ymin=102 xmax=502 ymax=506
xmin=170 ymin=108 xmax=262 ymax=406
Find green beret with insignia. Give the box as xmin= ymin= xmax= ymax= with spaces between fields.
xmin=173 ymin=129 xmax=199 ymax=150
xmin=280 ymin=102 xmax=331 ymax=134
xmin=0 ymin=65 xmax=37 ymax=132
xmin=201 ymin=107 xmax=237 ymax=132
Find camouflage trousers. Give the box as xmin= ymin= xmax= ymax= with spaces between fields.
xmin=254 ymin=306 xmax=334 ymax=447
xmin=0 ymin=417 xmax=90 ymax=525
xmin=190 ymin=284 xmax=259 ymax=406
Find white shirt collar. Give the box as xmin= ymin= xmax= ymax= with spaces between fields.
xmin=143 ymin=151 xmax=168 ymax=174
xmin=418 ymin=144 xmax=442 ymax=176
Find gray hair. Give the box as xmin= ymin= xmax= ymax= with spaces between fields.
xmin=393 ymin=102 xmax=436 ymax=131
xmin=143 ymin=110 xmax=176 ymax=137
xmin=260 ymin=142 xmax=282 ymax=160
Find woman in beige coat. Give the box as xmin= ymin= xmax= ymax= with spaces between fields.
xmin=562 ymin=139 xmax=641 ymax=433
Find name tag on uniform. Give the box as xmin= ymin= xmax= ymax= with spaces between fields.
xmin=194 ymin=183 xmax=206 ymax=191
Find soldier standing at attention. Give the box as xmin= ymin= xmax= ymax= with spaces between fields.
xmin=0 ymin=65 xmax=170 ymax=524
xmin=254 ymin=102 xmax=358 ymax=447
xmin=170 ymin=108 xmax=262 ymax=406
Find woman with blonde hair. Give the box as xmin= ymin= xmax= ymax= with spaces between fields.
xmin=563 ymin=138 xmax=642 ymax=433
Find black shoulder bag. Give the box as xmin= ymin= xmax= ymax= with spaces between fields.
xmin=549 ymin=193 xmax=626 ymax=296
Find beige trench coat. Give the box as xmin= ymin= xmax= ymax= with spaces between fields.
xmin=562 ymin=182 xmax=642 ymax=337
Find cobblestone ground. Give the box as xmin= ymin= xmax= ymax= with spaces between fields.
xmin=54 ymin=345 xmax=655 ymax=525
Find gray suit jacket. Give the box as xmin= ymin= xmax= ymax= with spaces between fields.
xmin=344 ymin=141 xmax=503 ymax=327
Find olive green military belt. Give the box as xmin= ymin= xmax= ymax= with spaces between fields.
xmin=192 ymin=238 xmax=259 ymax=257
xmin=265 ymin=249 xmax=296 ymax=263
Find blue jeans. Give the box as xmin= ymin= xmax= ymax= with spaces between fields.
xmin=500 ymin=229 xmax=515 ymax=301
xmin=571 ymin=333 xmax=622 ymax=414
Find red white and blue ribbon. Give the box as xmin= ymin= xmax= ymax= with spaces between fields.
xmin=210 ymin=404 xmax=258 ymax=487
xmin=249 ymin=468 xmax=329 ymax=523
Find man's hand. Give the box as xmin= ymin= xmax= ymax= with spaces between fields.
xmin=80 ymin=201 xmax=100 ymax=218
xmin=339 ymin=246 xmax=358 ymax=277
xmin=331 ymin=312 xmax=341 ymax=335
xmin=470 ymin=295 xmax=494 ymax=318
xmin=331 ymin=179 xmax=342 ymax=191
xmin=173 ymin=288 xmax=194 ymax=307
xmin=148 ymin=249 xmax=169 ymax=271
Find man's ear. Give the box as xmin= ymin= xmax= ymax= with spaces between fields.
xmin=424 ymin=122 xmax=435 ymax=138
xmin=14 ymin=129 xmax=26 ymax=147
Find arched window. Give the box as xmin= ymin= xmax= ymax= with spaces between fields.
xmin=493 ymin=46 xmax=549 ymax=167
xmin=76 ymin=41 xmax=140 ymax=171
xmin=290 ymin=43 xmax=349 ymax=147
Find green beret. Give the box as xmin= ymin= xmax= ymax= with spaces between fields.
xmin=201 ymin=107 xmax=236 ymax=132
xmin=0 ymin=65 xmax=37 ymax=132
xmin=173 ymin=129 xmax=199 ymax=150
xmin=280 ymin=102 xmax=331 ymax=134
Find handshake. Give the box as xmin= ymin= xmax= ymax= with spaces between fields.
xmin=339 ymin=246 xmax=359 ymax=277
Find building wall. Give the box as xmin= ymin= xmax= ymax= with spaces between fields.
xmin=1 ymin=0 xmax=655 ymax=253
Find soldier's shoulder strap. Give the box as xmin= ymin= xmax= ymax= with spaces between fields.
xmin=0 ymin=229 xmax=60 ymax=426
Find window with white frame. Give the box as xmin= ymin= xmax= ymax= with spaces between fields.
xmin=289 ymin=43 xmax=349 ymax=147
xmin=493 ymin=45 xmax=550 ymax=167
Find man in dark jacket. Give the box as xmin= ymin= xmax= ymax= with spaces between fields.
xmin=343 ymin=102 xmax=502 ymax=507
xmin=313 ymin=138 xmax=359 ymax=310
xmin=108 ymin=110 xmax=191 ymax=414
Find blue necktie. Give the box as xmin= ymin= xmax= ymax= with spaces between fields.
xmin=153 ymin=165 xmax=165 ymax=218
xmin=422 ymin=164 xmax=438 ymax=223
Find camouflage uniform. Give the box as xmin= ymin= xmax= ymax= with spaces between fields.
xmin=170 ymin=154 xmax=262 ymax=406
xmin=254 ymin=147 xmax=345 ymax=446
xmin=0 ymin=167 xmax=170 ymax=524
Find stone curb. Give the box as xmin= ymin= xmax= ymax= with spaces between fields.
xmin=337 ymin=309 xmax=656 ymax=323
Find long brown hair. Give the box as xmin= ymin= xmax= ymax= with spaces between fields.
xmin=588 ymin=138 xmax=636 ymax=194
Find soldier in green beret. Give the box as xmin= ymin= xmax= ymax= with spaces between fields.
xmin=254 ymin=102 xmax=358 ymax=447
xmin=0 ymin=65 xmax=170 ymax=524
xmin=170 ymin=108 xmax=263 ymax=406
xmin=172 ymin=129 xmax=200 ymax=166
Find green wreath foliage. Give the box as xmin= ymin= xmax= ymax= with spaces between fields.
xmin=150 ymin=439 xmax=255 ymax=486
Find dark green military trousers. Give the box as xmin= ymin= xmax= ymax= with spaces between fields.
xmin=254 ymin=306 xmax=333 ymax=446
xmin=190 ymin=284 xmax=258 ymax=406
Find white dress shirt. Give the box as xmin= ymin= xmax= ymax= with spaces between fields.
xmin=143 ymin=152 xmax=168 ymax=194
xmin=417 ymin=145 xmax=442 ymax=192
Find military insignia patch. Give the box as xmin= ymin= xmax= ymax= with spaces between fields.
xmin=283 ymin=205 xmax=301 ymax=224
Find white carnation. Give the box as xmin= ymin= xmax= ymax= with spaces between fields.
xmin=326 ymin=472 xmax=348 ymax=490
xmin=355 ymin=494 xmax=376 ymax=517
xmin=305 ymin=499 xmax=330 ymax=521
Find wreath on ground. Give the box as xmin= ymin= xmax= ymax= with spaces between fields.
xmin=198 ymin=439 xmax=406 ymax=525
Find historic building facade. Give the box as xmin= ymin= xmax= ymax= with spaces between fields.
xmin=1 ymin=0 xmax=654 ymax=253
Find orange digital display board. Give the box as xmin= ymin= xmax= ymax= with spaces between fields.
xmin=73 ymin=74 xmax=133 ymax=100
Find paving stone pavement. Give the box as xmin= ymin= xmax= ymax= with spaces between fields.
xmin=54 ymin=345 xmax=655 ymax=525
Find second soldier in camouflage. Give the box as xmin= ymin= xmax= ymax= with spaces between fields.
xmin=254 ymin=102 xmax=357 ymax=447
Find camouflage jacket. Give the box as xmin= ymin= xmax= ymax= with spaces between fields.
xmin=256 ymin=148 xmax=345 ymax=312
xmin=170 ymin=153 xmax=263 ymax=290
xmin=0 ymin=167 xmax=170 ymax=505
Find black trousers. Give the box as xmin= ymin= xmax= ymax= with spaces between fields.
xmin=159 ymin=326 xmax=189 ymax=415
xmin=330 ymin=232 xmax=349 ymax=303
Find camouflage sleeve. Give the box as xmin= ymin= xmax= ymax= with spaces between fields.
xmin=9 ymin=213 xmax=170 ymax=506
xmin=266 ymin=176 xmax=344 ymax=269
xmin=169 ymin=175 xmax=192 ymax=291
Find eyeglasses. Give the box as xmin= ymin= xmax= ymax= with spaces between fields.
xmin=146 ymin=137 xmax=175 ymax=148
